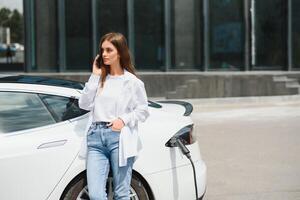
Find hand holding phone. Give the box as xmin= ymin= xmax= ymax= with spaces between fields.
xmin=92 ymin=54 xmax=102 ymax=76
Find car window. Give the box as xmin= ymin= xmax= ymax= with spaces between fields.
xmin=39 ymin=94 xmax=88 ymax=122
xmin=0 ymin=92 xmax=56 ymax=133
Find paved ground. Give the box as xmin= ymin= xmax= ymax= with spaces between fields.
xmin=185 ymin=96 xmax=300 ymax=200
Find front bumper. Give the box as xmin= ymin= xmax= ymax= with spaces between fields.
xmin=144 ymin=159 xmax=207 ymax=200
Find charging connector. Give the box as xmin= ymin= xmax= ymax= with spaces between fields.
xmin=176 ymin=138 xmax=199 ymax=200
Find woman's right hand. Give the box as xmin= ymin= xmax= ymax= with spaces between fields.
xmin=92 ymin=54 xmax=102 ymax=76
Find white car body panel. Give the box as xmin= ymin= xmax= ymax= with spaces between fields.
xmin=0 ymin=121 xmax=82 ymax=199
xmin=0 ymin=82 xmax=207 ymax=200
xmin=145 ymin=159 xmax=207 ymax=200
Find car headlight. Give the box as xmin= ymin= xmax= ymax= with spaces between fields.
xmin=165 ymin=124 xmax=195 ymax=147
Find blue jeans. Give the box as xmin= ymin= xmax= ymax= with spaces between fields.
xmin=86 ymin=122 xmax=134 ymax=200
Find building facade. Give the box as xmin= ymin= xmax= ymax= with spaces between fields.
xmin=20 ymin=0 xmax=300 ymax=73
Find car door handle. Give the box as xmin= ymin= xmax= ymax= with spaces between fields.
xmin=37 ymin=140 xmax=67 ymax=149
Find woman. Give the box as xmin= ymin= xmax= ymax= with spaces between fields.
xmin=78 ymin=32 xmax=149 ymax=200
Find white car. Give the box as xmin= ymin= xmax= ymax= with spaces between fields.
xmin=0 ymin=75 xmax=207 ymax=200
xmin=10 ymin=43 xmax=25 ymax=51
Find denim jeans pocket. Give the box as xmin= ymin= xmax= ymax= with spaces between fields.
xmin=87 ymin=124 xmax=96 ymax=136
xmin=110 ymin=127 xmax=121 ymax=133
xmin=87 ymin=133 xmax=96 ymax=147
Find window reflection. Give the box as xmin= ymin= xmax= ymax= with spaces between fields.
xmin=35 ymin=0 xmax=58 ymax=71
xmin=96 ymin=0 xmax=128 ymax=44
xmin=65 ymin=0 xmax=91 ymax=70
xmin=254 ymin=0 xmax=287 ymax=68
xmin=134 ymin=0 xmax=165 ymax=69
xmin=210 ymin=0 xmax=244 ymax=70
xmin=39 ymin=94 xmax=88 ymax=122
xmin=6 ymin=0 xmax=297 ymax=71
xmin=0 ymin=0 xmax=24 ymax=71
xmin=171 ymin=0 xmax=203 ymax=70
xmin=292 ymin=0 xmax=300 ymax=69
xmin=0 ymin=92 xmax=55 ymax=133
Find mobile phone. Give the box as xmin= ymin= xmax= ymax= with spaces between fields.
xmin=95 ymin=54 xmax=101 ymax=68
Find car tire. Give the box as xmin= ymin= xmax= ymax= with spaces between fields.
xmin=130 ymin=174 xmax=150 ymax=200
xmin=61 ymin=173 xmax=150 ymax=200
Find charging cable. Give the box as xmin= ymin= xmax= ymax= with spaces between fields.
xmin=176 ymin=138 xmax=199 ymax=200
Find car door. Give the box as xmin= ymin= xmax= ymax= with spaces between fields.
xmin=0 ymin=91 xmax=88 ymax=200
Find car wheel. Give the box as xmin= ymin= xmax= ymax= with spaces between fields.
xmin=61 ymin=173 xmax=150 ymax=200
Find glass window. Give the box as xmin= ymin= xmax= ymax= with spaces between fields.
xmin=209 ymin=0 xmax=244 ymax=70
xmin=0 ymin=0 xmax=24 ymax=71
xmin=0 ymin=92 xmax=55 ymax=133
xmin=253 ymin=0 xmax=287 ymax=69
xmin=96 ymin=0 xmax=128 ymax=46
xmin=171 ymin=0 xmax=203 ymax=70
xmin=39 ymin=94 xmax=88 ymax=122
xmin=35 ymin=0 xmax=58 ymax=71
xmin=134 ymin=0 xmax=165 ymax=69
xmin=292 ymin=0 xmax=300 ymax=69
xmin=65 ymin=0 xmax=91 ymax=70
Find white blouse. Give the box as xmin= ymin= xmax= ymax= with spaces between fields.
xmin=93 ymin=74 xmax=125 ymax=122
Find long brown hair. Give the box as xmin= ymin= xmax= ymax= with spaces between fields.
xmin=98 ymin=32 xmax=136 ymax=88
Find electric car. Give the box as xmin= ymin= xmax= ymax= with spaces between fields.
xmin=0 ymin=75 xmax=206 ymax=200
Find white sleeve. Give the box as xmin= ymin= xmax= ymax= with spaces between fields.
xmin=78 ymin=74 xmax=100 ymax=111
xmin=119 ymin=80 xmax=150 ymax=127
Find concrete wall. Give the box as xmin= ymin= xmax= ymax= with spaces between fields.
xmin=139 ymin=73 xmax=300 ymax=98
xmin=25 ymin=71 xmax=300 ymax=98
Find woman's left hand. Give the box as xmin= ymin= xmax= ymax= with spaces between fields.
xmin=108 ymin=118 xmax=125 ymax=132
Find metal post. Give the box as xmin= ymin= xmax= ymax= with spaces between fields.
xmin=57 ymin=0 xmax=66 ymax=71
xmin=23 ymin=0 xmax=36 ymax=72
xmin=203 ymin=0 xmax=210 ymax=71
xmin=164 ymin=0 xmax=171 ymax=71
xmin=91 ymin=0 xmax=98 ymax=58
xmin=288 ymin=0 xmax=292 ymax=71
xmin=250 ymin=0 xmax=256 ymax=67
xmin=244 ymin=0 xmax=250 ymax=71
xmin=127 ymin=0 xmax=135 ymax=63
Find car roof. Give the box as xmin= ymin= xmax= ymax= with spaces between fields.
xmin=0 ymin=75 xmax=83 ymax=97
xmin=0 ymin=83 xmax=81 ymax=98
xmin=0 ymin=74 xmax=163 ymax=108
xmin=0 ymin=75 xmax=84 ymax=90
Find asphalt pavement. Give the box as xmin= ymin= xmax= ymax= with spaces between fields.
xmin=184 ymin=95 xmax=300 ymax=200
